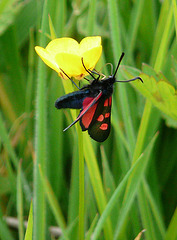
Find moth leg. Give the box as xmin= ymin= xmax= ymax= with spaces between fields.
xmin=84 ymin=77 xmax=91 ymax=82
xmin=59 ymin=68 xmax=81 ymax=90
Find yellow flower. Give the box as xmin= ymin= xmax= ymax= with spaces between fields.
xmin=35 ymin=36 xmax=102 ymax=79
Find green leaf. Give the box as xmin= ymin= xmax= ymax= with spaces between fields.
xmin=17 ymin=160 xmax=24 ymax=240
xmin=0 ymin=208 xmax=13 ymax=240
xmin=122 ymin=65 xmax=177 ymax=126
xmin=48 ymin=15 xmax=57 ymax=39
xmin=164 ymin=207 xmax=177 ymax=240
xmin=0 ymin=0 xmax=23 ymax=35
xmin=39 ymin=166 xmax=69 ymax=240
xmin=24 ymin=202 xmax=33 ymax=240
xmin=114 ymin=132 xmax=158 ymax=239
xmin=92 ymin=153 xmax=144 ymax=240
xmin=85 ymin=214 xmax=98 ymax=240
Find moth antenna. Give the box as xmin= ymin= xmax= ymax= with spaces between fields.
xmin=99 ymin=63 xmax=113 ymax=76
xmin=81 ymin=57 xmax=99 ymax=81
xmin=115 ymin=76 xmax=143 ymax=83
xmin=59 ymin=68 xmax=80 ymax=90
xmin=113 ymin=52 xmax=125 ymax=78
xmin=105 ymin=63 xmax=113 ymax=75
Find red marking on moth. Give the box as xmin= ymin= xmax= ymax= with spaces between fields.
xmin=97 ymin=114 xmax=104 ymax=122
xmin=104 ymin=97 xmax=112 ymax=107
xmin=83 ymin=97 xmax=94 ymax=108
xmin=108 ymin=97 xmax=112 ymax=106
xmin=104 ymin=99 xmax=109 ymax=107
xmin=105 ymin=113 xmax=110 ymax=118
xmin=100 ymin=123 xmax=108 ymax=130
xmin=81 ymin=97 xmax=98 ymax=129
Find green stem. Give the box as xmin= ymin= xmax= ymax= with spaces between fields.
xmin=78 ymin=125 xmax=85 ymax=240
xmin=132 ymin=99 xmax=152 ymax=164
xmin=34 ymin=0 xmax=49 ymax=239
xmin=87 ymin=0 xmax=96 ymax=35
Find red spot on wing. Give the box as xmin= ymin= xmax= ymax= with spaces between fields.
xmin=97 ymin=114 xmax=104 ymax=122
xmin=104 ymin=99 xmax=109 ymax=106
xmin=108 ymin=97 xmax=112 ymax=106
xmin=105 ymin=113 xmax=110 ymax=118
xmin=100 ymin=123 xmax=108 ymax=130
xmin=104 ymin=97 xmax=112 ymax=107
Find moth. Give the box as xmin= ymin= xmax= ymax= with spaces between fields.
xmin=55 ymin=52 xmax=143 ymax=142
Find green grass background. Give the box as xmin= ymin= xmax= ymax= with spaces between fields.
xmin=0 ymin=0 xmax=177 ymax=240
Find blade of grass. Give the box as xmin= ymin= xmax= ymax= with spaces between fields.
xmin=114 ymin=132 xmax=158 ymax=239
xmin=87 ymin=0 xmax=96 ymax=35
xmin=107 ymin=0 xmax=136 ymax=155
xmin=143 ymin=179 xmax=166 ymax=237
xmin=67 ymin=141 xmax=79 ymax=240
xmin=124 ymin=2 xmax=175 ymax=237
xmin=150 ymin=0 xmax=173 ymax=66
xmin=83 ymin=135 xmax=113 ymax=240
xmin=153 ymin=3 xmax=173 ymax=72
xmin=126 ymin=0 xmax=145 ymax=61
xmin=92 ymin=152 xmax=145 ymax=240
xmin=101 ymin=146 xmax=118 ymax=230
xmin=33 ymin=0 xmax=49 ymax=239
xmin=134 ymin=229 xmax=146 ymax=240
xmin=54 ymin=0 xmax=65 ymax=36
xmin=138 ymin=184 xmax=158 ymax=240
xmin=24 ymin=202 xmax=33 ymax=240
xmin=123 ymin=99 xmax=152 ymax=201
xmin=25 ymin=28 xmax=35 ymax=116
xmin=131 ymin=99 xmax=152 ymax=164
xmin=107 ymin=0 xmax=122 ymax=58
xmin=17 ymin=160 xmax=24 ymax=240
xmin=172 ymin=0 xmax=177 ymax=37
xmin=78 ymin=125 xmax=85 ymax=240
xmin=0 ymin=26 xmax=25 ymax=113
xmin=0 ymin=80 xmax=17 ymax=123
xmin=164 ymin=207 xmax=177 ymax=240
xmin=85 ymin=214 xmax=98 ymax=240
xmin=39 ymin=165 xmax=69 ymax=240
xmin=0 ymin=207 xmax=14 ymax=240
xmin=0 ymin=113 xmax=31 ymax=201
xmin=48 ymin=15 xmax=57 ymax=39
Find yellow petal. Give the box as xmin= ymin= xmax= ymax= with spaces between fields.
xmin=55 ymin=53 xmax=84 ymax=78
xmin=80 ymin=36 xmax=102 ymax=52
xmin=35 ymin=36 xmax=102 ymax=79
xmin=46 ymin=38 xmax=79 ymax=55
xmin=35 ymin=46 xmax=60 ymax=72
xmin=82 ymin=46 xmax=102 ymax=70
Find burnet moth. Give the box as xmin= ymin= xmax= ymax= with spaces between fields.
xmin=55 ymin=52 xmax=143 ymax=142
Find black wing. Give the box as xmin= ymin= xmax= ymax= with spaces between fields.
xmin=87 ymin=97 xmax=112 ymax=142
xmin=63 ymin=91 xmax=102 ymax=131
xmin=55 ymin=90 xmax=90 ymax=109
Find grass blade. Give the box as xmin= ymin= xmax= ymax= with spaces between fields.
xmin=24 ymin=202 xmax=33 ymax=240
xmin=92 ymin=153 xmax=144 ymax=240
xmin=164 ymin=207 xmax=177 ymax=240
xmin=0 ymin=113 xmax=31 ymax=201
xmin=33 ymin=0 xmax=49 ymax=239
xmin=39 ymin=166 xmax=69 ymax=240
xmin=17 ymin=160 xmax=24 ymax=240
xmin=78 ymin=126 xmax=85 ymax=240
xmin=0 ymin=208 xmax=13 ymax=240
xmin=172 ymin=0 xmax=177 ymax=37
xmin=114 ymin=132 xmax=158 ymax=239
